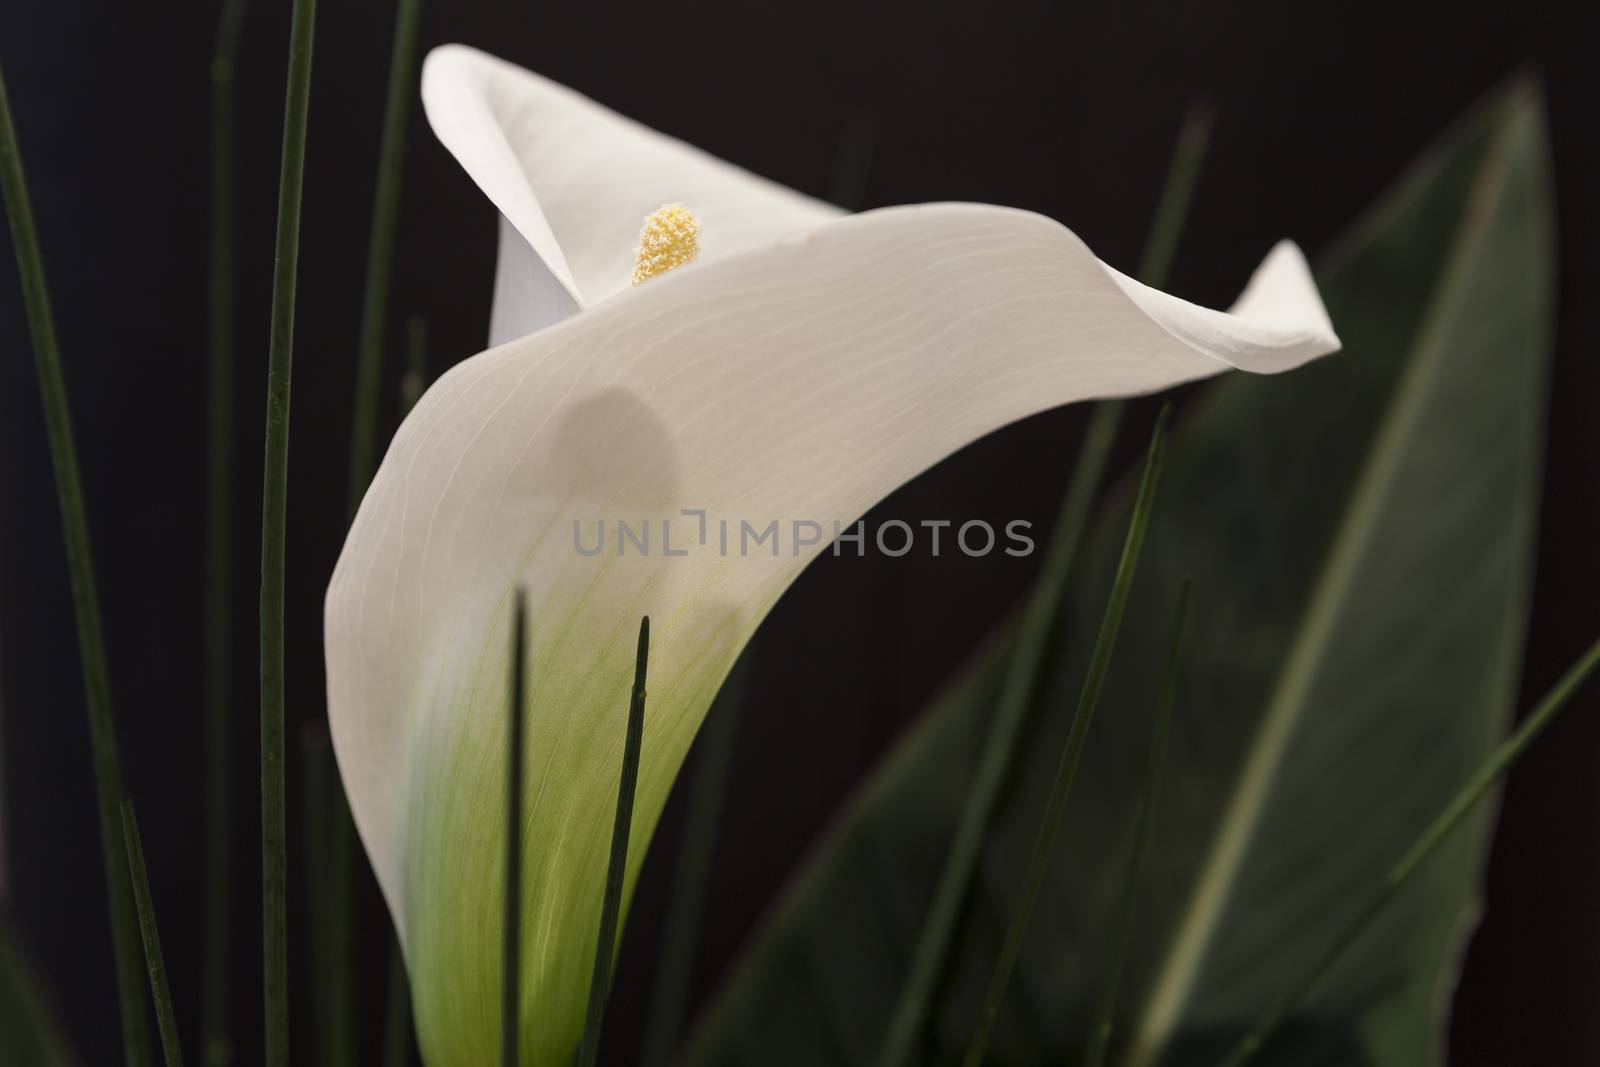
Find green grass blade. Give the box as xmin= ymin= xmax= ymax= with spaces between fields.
xmin=575 ymin=618 xmax=651 ymax=1067
xmin=502 ymin=590 xmax=527 ymax=1067
xmin=1214 ymin=634 xmax=1600 ymax=1067
xmin=0 ymin=59 xmax=152 ymax=1067
xmin=1083 ymin=579 xmax=1192 ymax=1067
xmin=875 ymin=105 xmax=1212 ymax=1067
xmin=962 ymin=405 xmax=1172 ymax=1067
xmin=345 ymin=0 xmax=425 ymax=513
xmin=639 ymin=656 xmax=750 ymax=1067
xmin=122 ymin=803 xmax=185 ymax=1067
xmin=202 ymin=4 xmax=248 ymax=1064
xmin=259 ymin=0 xmax=318 ymax=1062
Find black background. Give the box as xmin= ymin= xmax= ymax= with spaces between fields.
xmin=1 ymin=1 xmax=1595 ymax=1064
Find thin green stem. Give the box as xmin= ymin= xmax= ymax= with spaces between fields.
xmin=502 ymin=590 xmax=527 ymax=1067
xmin=259 ymin=0 xmax=318 ymax=1062
xmin=639 ymin=655 xmax=750 ymax=1067
xmin=575 ymin=618 xmax=651 ymax=1067
xmin=1083 ymin=580 xmax=1192 ymax=1067
xmin=0 ymin=61 xmax=151 ymax=1067
xmin=346 ymin=0 xmax=425 ymax=512
xmin=1215 ymin=636 xmax=1600 ymax=1067
xmin=122 ymin=803 xmax=186 ymax=1067
xmin=876 ymin=103 xmax=1212 ymax=1067
xmin=202 ymin=5 xmax=248 ymax=1064
xmin=962 ymin=406 xmax=1172 ymax=1067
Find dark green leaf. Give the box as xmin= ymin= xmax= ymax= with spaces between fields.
xmin=574 ymin=617 xmax=650 ymax=1067
xmin=687 ymin=77 xmax=1553 ymax=1067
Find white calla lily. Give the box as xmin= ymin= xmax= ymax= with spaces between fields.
xmin=325 ymin=44 xmax=1339 ymax=1067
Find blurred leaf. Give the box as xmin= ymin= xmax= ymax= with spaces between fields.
xmin=687 ymin=76 xmax=1553 ymax=1067
xmin=0 ymin=910 xmax=76 ymax=1066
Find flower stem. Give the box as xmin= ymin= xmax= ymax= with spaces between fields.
xmin=575 ymin=618 xmax=651 ymax=1067
xmin=123 ymin=803 xmax=187 ymax=1067
xmin=1082 ymin=579 xmax=1191 ymax=1067
xmin=961 ymin=405 xmax=1171 ymax=1067
xmin=1214 ymin=635 xmax=1600 ymax=1067
xmin=202 ymin=3 xmax=248 ymax=1063
xmin=639 ymin=654 xmax=750 ymax=1067
xmin=502 ymin=590 xmax=527 ymax=1067
xmin=259 ymin=0 xmax=318 ymax=1061
xmin=0 ymin=60 xmax=152 ymax=1067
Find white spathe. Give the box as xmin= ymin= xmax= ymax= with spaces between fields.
xmin=325 ymin=44 xmax=1339 ymax=1067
